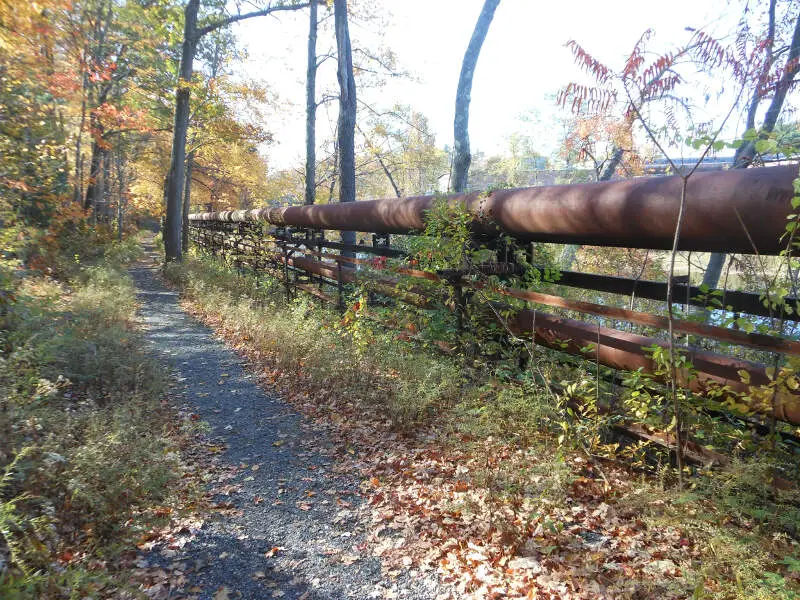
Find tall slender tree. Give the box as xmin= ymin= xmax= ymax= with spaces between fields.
xmin=451 ymin=0 xmax=501 ymax=193
xmin=164 ymin=0 xmax=199 ymax=262
xmin=164 ymin=0 xmax=315 ymax=262
xmin=334 ymin=0 xmax=357 ymax=249
xmin=304 ymin=0 xmax=318 ymax=205
xmin=79 ymin=0 xmax=123 ymax=212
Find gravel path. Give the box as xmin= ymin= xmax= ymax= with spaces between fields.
xmin=130 ymin=248 xmax=443 ymax=600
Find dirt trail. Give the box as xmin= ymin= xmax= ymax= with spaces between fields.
xmin=130 ymin=243 xmax=442 ymax=599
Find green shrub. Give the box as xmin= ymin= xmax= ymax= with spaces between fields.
xmin=0 ymin=248 xmax=182 ymax=597
xmin=167 ymin=252 xmax=800 ymax=599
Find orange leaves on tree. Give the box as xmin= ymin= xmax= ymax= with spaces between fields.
xmin=94 ymin=102 xmax=151 ymax=134
xmin=48 ymin=70 xmax=81 ymax=96
xmin=565 ymin=40 xmax=611 ymax=85
xmin=622 ymin=29 xmax=653 ymax=80
xmin=87 ymin=58 xmax=118 ymax=83
xmin=5 ymin=179 xmax=32 ymax=193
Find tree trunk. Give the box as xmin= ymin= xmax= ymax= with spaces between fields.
xmin=74 ymin=65 xmax=88 ymax=205
xmin=599 ymin=146 xmax=625 ymax=181
xmin=117 ymin=200 xmax=123 ymax=240
xmin=451 ymin=0 xmax=501 ymax=193
xmin=378 ymin=156 xmax=402 ymax=197
xmin=305 ymin=0 xmax=318 ymax=205
xmin=334 ymin=0 xmax=357 ymax=249
xmin=703 ymin=9 xmax=800 ymax=290
xmin=102 ymin=149 xmax=112 ymax=220
xmin=116 ymin=154 xmax=125 ymax=241
xmin=327 ymin=139 xmax=338 ymax=203
xmin=558 ymin=244 xmax=580 ymax=270
xmin=182 ymin=151 xmax=194 ymax=253
xmin=88 ymin=147 xmax=109 ymax=216
xmin=164 ymin=0 xmax=199 ymax=262
xmin=163 ymin=0 xmax=315 ymax=261
xmin=83 ymin=131 xmax=103 ymax=210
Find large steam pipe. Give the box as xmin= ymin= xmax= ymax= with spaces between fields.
xmin=190 ymin=165 xmax=799 ymax=254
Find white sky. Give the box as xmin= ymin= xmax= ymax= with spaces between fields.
xmin=232 ymin=0 xmax=741 ymax=171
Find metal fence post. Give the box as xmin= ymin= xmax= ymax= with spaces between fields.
xmin=337 ymin=261 xmax=344 ymax=311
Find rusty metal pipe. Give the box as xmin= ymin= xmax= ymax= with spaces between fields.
xmin=190 ymin=165 xmax=799 ymax=254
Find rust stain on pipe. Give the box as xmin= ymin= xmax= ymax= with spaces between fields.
xmin=190 ymin=165 xmax=799 ymax=254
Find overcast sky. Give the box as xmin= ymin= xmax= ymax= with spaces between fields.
xmin=232 ymin=0 xmax=743 ymax=171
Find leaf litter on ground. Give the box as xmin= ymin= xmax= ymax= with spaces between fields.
xmin=176 ymin=295 xmax=761 ymax=599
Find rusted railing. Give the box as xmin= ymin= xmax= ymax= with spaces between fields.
xmin=188 ymin=164 xmax=800 ymax=429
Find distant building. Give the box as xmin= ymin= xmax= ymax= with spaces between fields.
xmin=642 ymin=156 xmax=733 ymax=175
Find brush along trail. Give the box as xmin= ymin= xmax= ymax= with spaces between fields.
xmin=129 ymin=239 xmax=798 ymax=599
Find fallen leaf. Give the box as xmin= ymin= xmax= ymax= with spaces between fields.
xmin=508 ymin=556 xmax=542 ymax=573
xmin=213 ymin=587 xmax=231 ymax=600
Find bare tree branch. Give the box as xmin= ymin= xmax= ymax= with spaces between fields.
xmin=196 ymin=1 xmax=320 ymax=39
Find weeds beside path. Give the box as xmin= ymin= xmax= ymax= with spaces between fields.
xmin=130 ymin=240 xmax=444 ymax=600
xmin=157 ymin=249 xmax=800 ymax=600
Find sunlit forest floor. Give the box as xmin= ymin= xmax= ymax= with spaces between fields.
xmin=159 ymin=248 xmax=800 ymax=599
xmin=0 ymin=238 xmax=209 ymax=597
xmin=2 ymin=235 xmax=799 ymax=599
